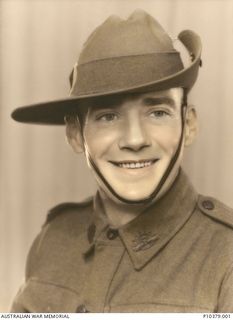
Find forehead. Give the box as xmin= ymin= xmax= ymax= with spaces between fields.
xmin=85 ymin=88 xmax=184 ymax=112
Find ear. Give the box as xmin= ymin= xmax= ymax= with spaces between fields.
xmin=184 ymin=105 xmax=198 ymax=147
xmin=65 ymin=116 xmax=84 ymax=153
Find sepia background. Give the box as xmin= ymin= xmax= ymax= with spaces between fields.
xmin=0 ymin=0 xmax=233 ymax=311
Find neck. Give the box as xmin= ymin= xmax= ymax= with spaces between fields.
xmin=99 ymin=189 xmax=149 ymax=227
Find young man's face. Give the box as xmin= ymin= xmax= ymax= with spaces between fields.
xmin=81 ymin=88 xmax=185 ymax=202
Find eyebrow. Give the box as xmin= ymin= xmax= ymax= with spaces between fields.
xmin=142 ymin=97 xmax=176 ymax=109
xmin=86 ymin=95 xmax=125 ymax=109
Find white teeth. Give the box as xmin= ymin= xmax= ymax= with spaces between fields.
xmin=117 ymin=161 xmax=153 ymax=169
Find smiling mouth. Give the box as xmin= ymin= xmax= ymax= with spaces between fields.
xmin=110 ymin=159 xmax=158 ymax=169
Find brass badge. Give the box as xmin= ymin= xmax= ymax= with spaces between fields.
xmin=132 ymin=231 xmax=159 ymax=252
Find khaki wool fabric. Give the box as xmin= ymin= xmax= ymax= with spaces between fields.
xmin=11 ymin=169 xmax=233 ymax=313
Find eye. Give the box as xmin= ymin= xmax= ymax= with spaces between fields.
xmin=149 ymin=110 xmax=169 ymax=118
xmin=96 ymin=112 xmax=118 ymax=122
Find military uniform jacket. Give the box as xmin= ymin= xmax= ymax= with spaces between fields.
xmin=11 ymin=170 xmax=233 ymax=312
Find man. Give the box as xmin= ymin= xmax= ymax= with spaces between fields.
xmin=11 ymin=10 xmax=233 ymax=312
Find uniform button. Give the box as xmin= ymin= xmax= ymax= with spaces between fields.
xmin=76 ymin=304 xmax=89 ymax=313
xmin=107 ymin=228 xmax=118 ymax=240
xmin=202 ymin=200 xmax=215 ymax=210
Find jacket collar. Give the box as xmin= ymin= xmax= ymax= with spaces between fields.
xmin=84 ymin=169 xmax=197 ymax=270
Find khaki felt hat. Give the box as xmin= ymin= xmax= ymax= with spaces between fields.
xmin=12 ymin=9 xmax=202 ymax=125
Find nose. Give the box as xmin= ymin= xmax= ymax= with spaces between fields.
xmin=118 ymin=115 xmax=150 ymax=151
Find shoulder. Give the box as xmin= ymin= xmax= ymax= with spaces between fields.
xmin=44 ymin=197 xmax=93 ymax=226
xmin=197 ymin=195 xmax=233 ymax=230
xmin=39 ymin=197 xmax=94 ymax=242
xmin=25 ymin=197 xmax=94 ymax=278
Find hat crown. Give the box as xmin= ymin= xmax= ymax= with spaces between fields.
xmin=79 ymin=9 xmax=176 ymax=65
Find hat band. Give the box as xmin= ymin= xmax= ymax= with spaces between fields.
xmin=70 ymin=53 xmax=184 ymax=96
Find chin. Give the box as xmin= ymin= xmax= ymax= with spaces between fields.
xmin=111 ymin=185 xmax=157 ymax=202
xmin=121 ymin=194 xmax=151 ymax=202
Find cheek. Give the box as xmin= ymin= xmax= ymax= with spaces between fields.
xmin=83 ymin=124 xmax=119 ymax=157
xmin=151 ymin=123 xmax=182 ymax=155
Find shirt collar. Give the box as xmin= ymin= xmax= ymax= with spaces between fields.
xmin=84 ymin=169 xmax=197 ymax=270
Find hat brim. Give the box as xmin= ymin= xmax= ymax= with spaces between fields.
xmin=11 ymin=30 xmax=202 ymax=125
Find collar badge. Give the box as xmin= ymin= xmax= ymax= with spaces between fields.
xmin=132 ymin=231 xmax=159 ymax=252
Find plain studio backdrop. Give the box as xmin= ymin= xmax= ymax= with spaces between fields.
xmin=0 ymin=0 xmax=233 ymax=312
